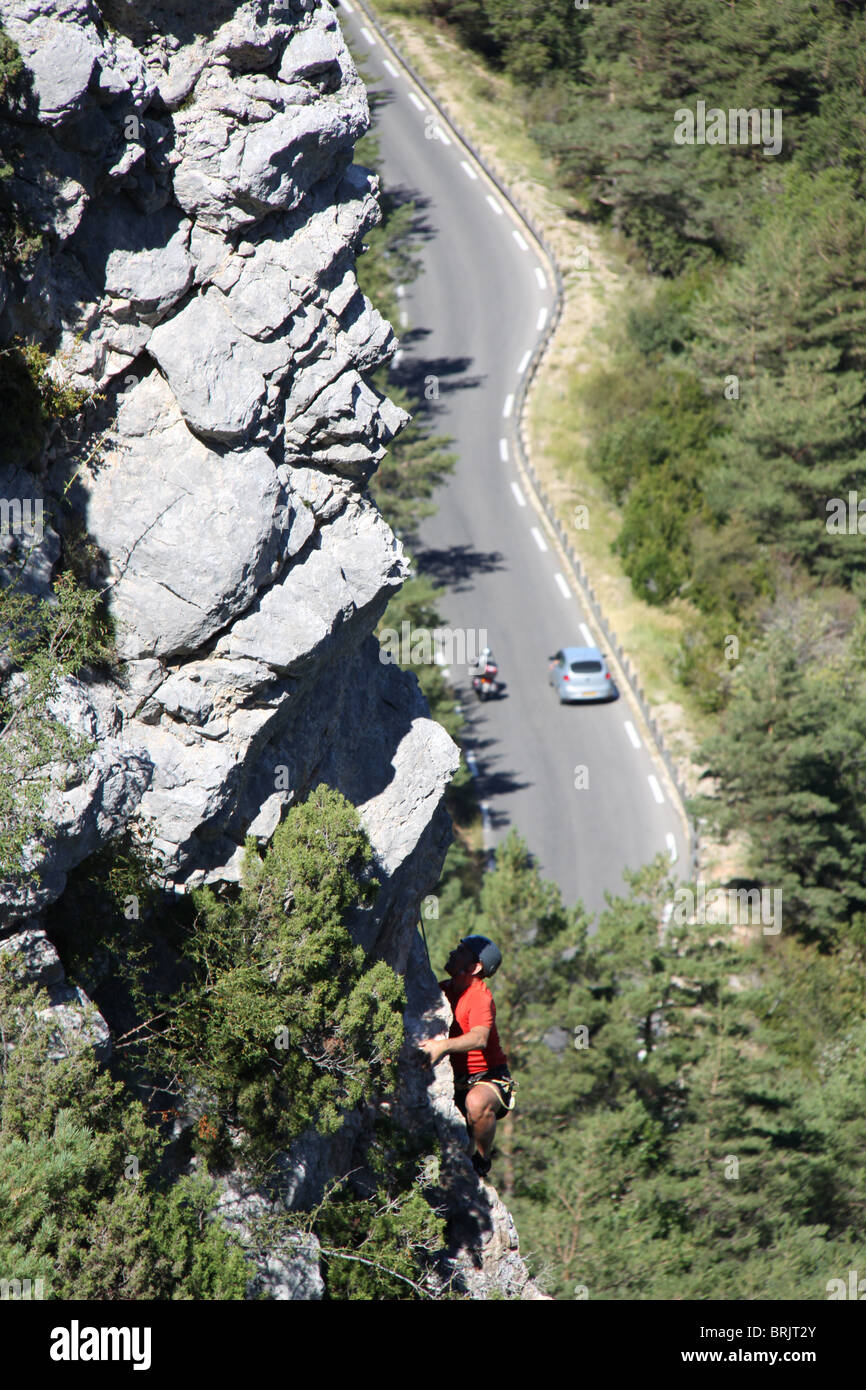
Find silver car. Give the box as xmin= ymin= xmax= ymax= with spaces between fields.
xmin=548 ymin=645 xmax=617 ymax=703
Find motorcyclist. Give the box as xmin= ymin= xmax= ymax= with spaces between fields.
xmin=473 ymin=646 xmax=498 ymax=679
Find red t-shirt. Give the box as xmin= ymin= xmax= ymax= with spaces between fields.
xmin=441 ymin=975 xmax=507 ymax=1076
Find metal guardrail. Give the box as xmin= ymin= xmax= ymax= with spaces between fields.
xmin=353 ymin=0 xmax=700 ymax=881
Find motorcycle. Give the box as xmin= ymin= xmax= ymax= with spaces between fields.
xmin=472 ymin=662 xmax=500 ymax=701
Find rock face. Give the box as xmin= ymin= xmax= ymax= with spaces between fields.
xmin=0 ymin=0 xmax=540 ymax=1298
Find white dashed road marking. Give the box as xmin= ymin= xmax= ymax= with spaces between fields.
xmin=341 ymin=0 xmax=354 ymax=11
xmin=666 ymin=833 xmax=678 ymax=863
xmin=555 ymin=573 xmax=572 ymax=599
xmin=433 ymin=125 xmax=452 ymax=145
xmin=624 ymin=721 xmax=641 ymax=750
xmin=518 ymin=350 xmax=531 ymax=374
xmin=531 ymin=527 xmax=548 ymax=553
xmin=537 ymin=307 xmax=548 ymax=332
xmin=383 ymin=59 xmax=398 ymax=78
xmin=510 ymin=481 xmax=526 ymax=507
xmin=460 ymin=160 xmax=478 ymax=181
xmin=579 ymin=622 xmax=593 ymax=646
xmin=648 ymin=775 xmax=665 ymax=805
xmin=499 ymin=438 xmax=509 ymax=461
xmin=503 ymin=393 xmax=514 ymax=418
xmin=409 ymin=92 xmax=425 ymax=111
xmin=486 ymin=195 xmax=504 ymax=216
xmin=534 ymin=266 xmax=547 ymax=289
xmin=512 ymin=230 xmax=529 ymax=251
xmin=466 ymin=751 xmax=479 ymax=776
xmin=360 ymin=25 xmax=374 ymax=43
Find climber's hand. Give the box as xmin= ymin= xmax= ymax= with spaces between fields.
xmin=418 ymin=1036 xmax=450 ymax=1065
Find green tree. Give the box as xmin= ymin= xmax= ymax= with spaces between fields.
xmin=143 ymin=787 xmax=405 ymax=1169
xmin=689 ymin=169 xmax=866 ymax=586
xmin=0 ymin=960 xmax=248 ymax=1299
xmin=692 ymin=627 xmax=866 ymax=949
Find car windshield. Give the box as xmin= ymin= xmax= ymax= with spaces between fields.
xmin=570 ymin=660 xmax=602 ymax=673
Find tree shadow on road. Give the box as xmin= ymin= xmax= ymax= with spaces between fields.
xmin=391 ymin=344 xmax=486 ymax=408
xmin=457 ymin=718 xmax=531 ymax=827
xmin=414 ymin=543 xmax=506 ymax=592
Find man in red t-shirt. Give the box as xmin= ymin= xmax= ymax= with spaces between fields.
xmin=419 ymin=935 xmax=513 ymax=1178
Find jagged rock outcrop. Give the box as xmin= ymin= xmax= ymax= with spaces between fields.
xmin=0 ymin=0 xmax=540 ymax=1298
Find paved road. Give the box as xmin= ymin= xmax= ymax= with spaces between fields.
xmin=340 ymin=2 xmax=687 ymax=917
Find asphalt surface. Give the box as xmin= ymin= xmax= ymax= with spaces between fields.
xmin=340 ymin=3 xmax=687 ymax=918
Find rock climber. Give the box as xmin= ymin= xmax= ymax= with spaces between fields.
xmin=418 ymin=934 xmax=514 ymax=1178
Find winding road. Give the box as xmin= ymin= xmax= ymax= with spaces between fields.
xmin=340 ymin=2 xmax=687 ymax=917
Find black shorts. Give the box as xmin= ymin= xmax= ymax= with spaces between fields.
xmin=453 ymin=1065 xmax=516 ymax=1120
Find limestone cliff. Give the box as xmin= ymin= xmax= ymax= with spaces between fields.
xmin=0 ymin=0 xmax=542 ymax=1298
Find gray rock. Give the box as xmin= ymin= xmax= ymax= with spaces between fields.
xmin=0 ymin=928 xmax=65 ymax=989
xmin=214 ymin=499 xmax=406 ymax=672
xmin=147 ymin=289 xmax=289 ymax=441
xmin=284 ymin=368 xmax=408 ymax=479
xmin=37 ymin=982 xmax=112 ymax=1064
xmin=0 ymin=678 xmax=152 ymax=925
xmin=279 ymin=26 xmax=343 ymax=84
xmin=173 ymin=92 xmax=368 ymax=232
xmin=85 ymin=372 xmax=295 ymax=657
xmin=4 ymin=9 xmax=99 ymax=126
xmin=215 ymin=1177 xmax=324 ymax=1300
xmin=0 ymin=927 xmax=111 ymax=1064
xmin=72 ymin=198 xmax=193 ymax=323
